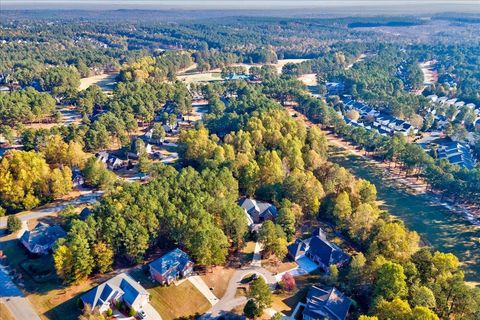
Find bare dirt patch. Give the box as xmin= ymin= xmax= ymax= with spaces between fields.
xmin=199 ymin=266 xmax=235 ymax=299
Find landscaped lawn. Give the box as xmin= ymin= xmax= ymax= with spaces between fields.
xmin=130 ymin=269 xmax=210 ymax=320
xmin=261 ymin=258 xmax=298 ymax=274
xmin=2 ymin=238 xmax=94 ymax=320
xmin=271 ymin=270 xmax=322 ymax=316
xmin=200 ymin=266 xmax=235 ymax=299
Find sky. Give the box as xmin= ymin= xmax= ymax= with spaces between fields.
xmin=2 ymin=0 xmax=480 ymax=11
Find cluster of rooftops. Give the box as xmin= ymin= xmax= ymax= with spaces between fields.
xmin=419 ymin=137 xmax=476 ymax=170
xmin=21 ymin=198 xmax=354 ymax=319
xmin=426 ymin=95 xmax=480 ymax=128
xmin=342 ymin=98 xmax=417 ymax=136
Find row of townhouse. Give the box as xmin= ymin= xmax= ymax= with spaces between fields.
xmin=419 ymin=137 xmax=476 ymax=170
xmin=426 ymin=95 xmax=480 ymax=127
xmin=342 ymin=98 xmax=418 ymax=136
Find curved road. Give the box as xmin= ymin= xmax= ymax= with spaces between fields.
xmin=0 ymin=191 xmax=103 ymax=230
xmin=204 ymin=242 xmax=277 ymax=317
xmin=0 ymin=190 xmax=103 ymax=319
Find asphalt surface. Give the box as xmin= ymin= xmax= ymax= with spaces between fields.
xmin=0 ymin=265 xmax=40 ymax=320
xmin=0 ymin=191 xmax=103 ymax=229
xmin=0 ymin=191 xmax=103 ymax=319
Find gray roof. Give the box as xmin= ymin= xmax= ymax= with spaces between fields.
xmin=303 ymin=286 xmax=352 ymax=320
xmin=81 ymin=273 xmax=148 ymax=310
xmin=20 ymin=222 xmax=66 ymax=249
xmin=308 ymin=229 xmax=349 ymax=266
xmin=239 ymin=198 xmax=278 ymax=219
xmin=287 ymin=239 xmax=308 ymax=260
xmin=149 ymin=248 xmax=192 ymax=277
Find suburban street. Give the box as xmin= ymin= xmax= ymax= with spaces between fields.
xmin=0 ymin=265 xmax=41 ymax=320
xmin=0 ymin=190 xmax=103 ymax=319
xmin=203 ymin=243 xmax=277 ymax=317
xmin=0 ymin=191 xmax=103 ymax=230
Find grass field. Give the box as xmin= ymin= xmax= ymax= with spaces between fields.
xmin=177 ymin=59 xmax=310 ymax=84
xmin=79 ymin=73 xmax=117 ymax=91
xmin=239 ymin=241 xmax=256 ymax=264
xmin=130 ymin=269 xmax=210 ymax=320
xmin=261 ymin=258 xmax=298 ymax=274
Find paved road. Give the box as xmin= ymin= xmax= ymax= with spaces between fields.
xmin=203 ymin=242 xmax=277 ymax=317
xmin=0 ymin=191 xmax=103 ymax=319
xmin=0 ymin=191 xmax=103 ymax=229
xmin=0 ymin=265 xmax=40 ymax=320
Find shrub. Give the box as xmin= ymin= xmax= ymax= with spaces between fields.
xmin=7 ymin=215 xmax=22 ymax=233
xmin=129 ymin=307 xmax=136 ymax=317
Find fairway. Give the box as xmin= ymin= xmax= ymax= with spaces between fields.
xmin=328 ymin=146 xmax=480 ymax=283
xmin=79 ymin=73 xmax=118 ymax=91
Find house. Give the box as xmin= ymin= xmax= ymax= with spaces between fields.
xmin=149 ymin=248 xmax=194 ymax=285
xmin=419 ymin=138 xmax=476 ymax=170
xmin=20 ymin=222 xmax=66 ymax=255
xmin=239 ymin=198 xmax=278 ymax=225
xmin=305 ymin=228 xmax=350 ymax=273
xmin=96 ymin=151 xmax=124 ymax=170
xmin=287 ymin=239 xmax=309 ymax=261
xmin=427 ymin=94 xmax=438 ymax=103
xmin=72 ymin=168 xmax=85 ymax=187
xmin=303 ymin=286 xmax=352 ymax=320
xmin=80 ymin=273 xmax=149 ymax=314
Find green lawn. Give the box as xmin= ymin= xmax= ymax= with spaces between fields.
xmin=130 ymin=269 xmax=210 ymax=320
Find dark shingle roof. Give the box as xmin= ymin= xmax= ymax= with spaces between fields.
xmin=81 ymin=273 xmax=148 ymax=310
xmin=20 ymin=222 xmax=66 ymax=249
xmin=303 ymin=286 xmax=352 ymax=320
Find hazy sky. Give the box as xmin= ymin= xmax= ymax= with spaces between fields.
xmin=2 ymin=0 xmax=480 ymax=12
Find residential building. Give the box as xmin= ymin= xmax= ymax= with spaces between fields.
xmin=80 ymin=273 xmax=149 ymax=314
xmin=96 ymin=151 xmax=124 ymax=170
xmin=20 ymin=222 xmax=66 ymax=255
xmin=419 ymin=138 xmax=476 ymax=169
xmin=149 ymin=248 xmax=194 ymax=285
xmin=303 ymin=285 xmax=352 ymax=320
xmin=288 ymin=228 xmax=349 ymax=273
xmin=239 ymin=197 xmax=278 ymax=225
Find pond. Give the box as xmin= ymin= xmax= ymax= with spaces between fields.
xmin=328 ymin=146 xmax=480 ymax=283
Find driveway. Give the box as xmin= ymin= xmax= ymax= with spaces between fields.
xmin=142 ymin=303 xmax=163 ymax=320
xmin=0 ymin=265 xmax=40 ymax=320
xmin=189 ymin=276 xmax=219 ymax=305
xmin=275 ymin=256 xmax=318 ymax=281
xmin=0 ymin=191 xmax=103 ymax=230
xmin=204 ymin=265 xmax=276 ymax=317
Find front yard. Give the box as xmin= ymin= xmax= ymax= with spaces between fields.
xmin=271 ymin=271 xmax=322 ymax=316
xmin=130 ymin=269 xmax=210 ymax=320
xmin=199 ymin=266 xmax=235 ymax=299
xmin=1 ymin=238 xmax=95 ymax=320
